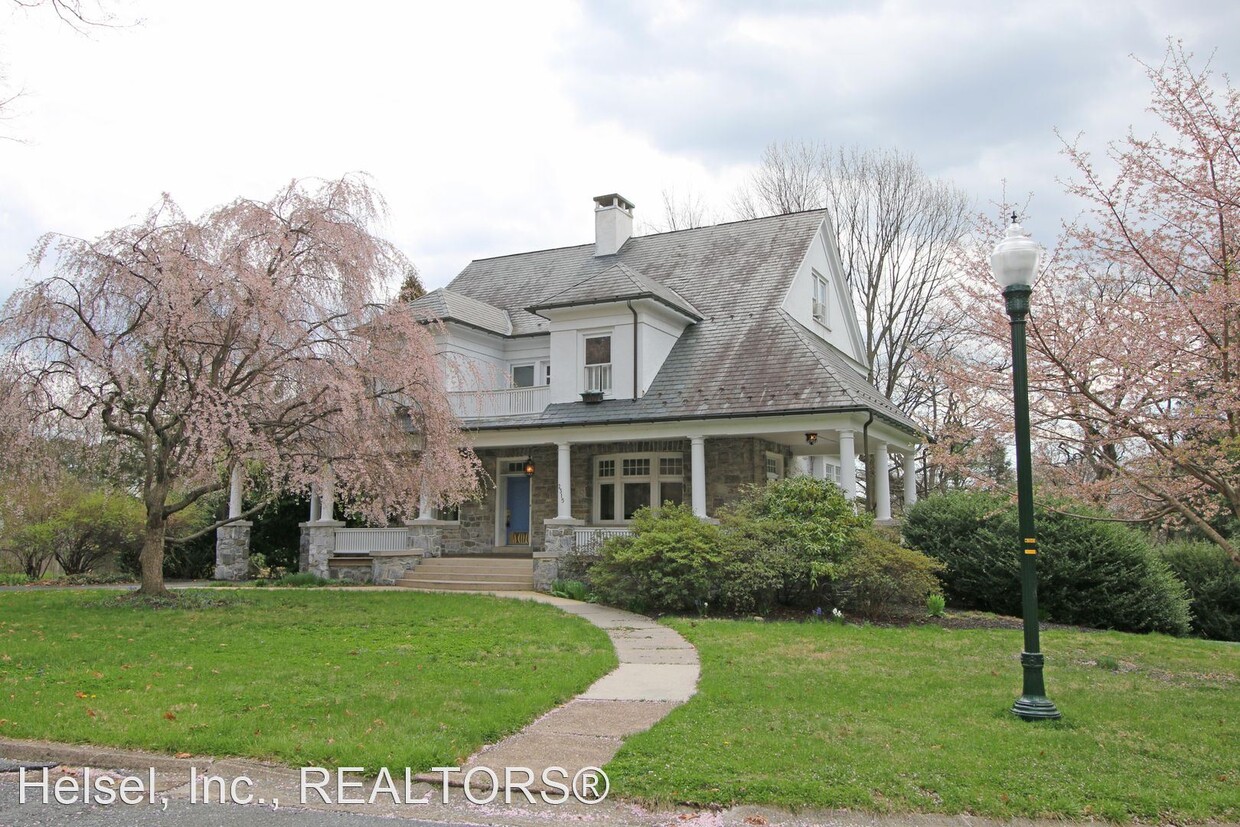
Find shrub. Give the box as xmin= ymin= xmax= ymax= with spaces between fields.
xmin=904 ymin=492 xmax=1192 ymax=635
xmin=926 ymin=593 xmax=946 ymax=617
xmin=835 ymin=529 xmax=943 ymax=620
xmin=590 ymin=504 xmax=724 ymax=614
xmin=550 ymin=579 xmax=591 ymax=601
xmin=713 ymin=517 xmax=793 ymax=615
xmin=901 ymin=491 xmax=1017 ymax=613
xmin=720 ymin=477 xmax=870 ymax=607
xmin=52 ymin=490 xmax=144 ymax=575
xmin=1160 ymin=540 xmax=1240 ymax=641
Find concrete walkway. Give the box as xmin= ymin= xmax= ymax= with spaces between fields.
xmin=424 ymin=592 xmax=700 ymax=792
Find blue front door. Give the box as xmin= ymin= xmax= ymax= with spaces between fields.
xmin=505 ymin=476 xmax=530 ymax=545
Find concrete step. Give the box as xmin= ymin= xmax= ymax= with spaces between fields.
xmin=396 ymin=578 xmax=534 ymax=591
xmin=415 ymin=561 xmax=533 ymax=573
xmin=401 ymin=569 xmax=535 ymax=583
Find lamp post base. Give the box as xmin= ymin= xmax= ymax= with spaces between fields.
xmin=1012 ymin=694 xmax=1061 ymax=721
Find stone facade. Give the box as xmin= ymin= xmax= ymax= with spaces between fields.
xmin=371 ymin=551 xmax=424 ymax=586
xmin=329 ymin=558 xmax=373 ymax=584
xmin=407 ymin=522 xmax=452 ymax=557
xmin=214 ymin=521 xmax=252 ymax=581
xmin=459 ymin=438 xmax=794 ymax=558
xmin=299 ymin=521 xmax=342 ymax=578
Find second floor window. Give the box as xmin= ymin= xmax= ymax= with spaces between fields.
xmin=584 ymin=335 xmax=612 ymax=392
xmin=512 ymin=364 xmax=535 ymax=388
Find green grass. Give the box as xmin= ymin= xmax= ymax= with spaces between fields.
xmin=0 ymin=590 xmax=615 ymax=771
xmin=606 ymin=619 xmax=1239 ymax=822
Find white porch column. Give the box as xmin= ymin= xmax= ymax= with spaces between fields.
xmin=320 ymin=467 xmax=335 ymax=523
xmin=903 ymin=449 xmax=918 ymax=509
xmin=690 ymin=435 xmax=707 ymax=518
xmin=556 ymin=442 xmax=572 ymax=520
xmin=228 ymin=464 xmax=243 ymax=519
xmin=838 ymin=429 xmax=857 ymax=504
xmin=873 ymin=442 xmax=891 ymax=521
xmin=416 ymin=486 xmax=433 ymax=522
xmin=810 ymin=456 xmax=826 ymax=480
xmin=309 ymin=490 xmax=321 ymax=522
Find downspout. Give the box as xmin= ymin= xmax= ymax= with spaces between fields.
xmin=861 ymin=410 xmax=875 ymax=513
xmin=627 ymin=300 xmax=640 ymax=398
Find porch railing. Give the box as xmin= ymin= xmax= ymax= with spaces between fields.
xmin=573 ymin=526 xmax=633 ymax=555
xmin=448 ymin=385 xmax=551 ymax=419
xmin=334 ymin=527 xmax=409 ymax=554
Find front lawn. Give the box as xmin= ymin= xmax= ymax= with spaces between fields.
xmin=606 ymin=619 xmax=1238 ymax=822
xmin=0 ymin=590 xmax=615 ymax=770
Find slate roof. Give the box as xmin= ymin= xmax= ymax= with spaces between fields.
xmin=528 ymin=262 xmax=702 ymax=320
xmin=437 ymin=210 xmax=919 ymax=433
xmin=408 ymin=288 xmax=512 ymax=336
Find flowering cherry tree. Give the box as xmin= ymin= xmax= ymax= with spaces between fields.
xmin=0 ymin=176 xmax=480 ymax=595
xmin=928 ymin=43 xmax=1239 ymax=562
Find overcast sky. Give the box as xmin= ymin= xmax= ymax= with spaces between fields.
xmin=2 ymin=0 xmax=1238 ymax=303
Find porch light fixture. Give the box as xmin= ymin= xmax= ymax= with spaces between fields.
xmin=805 ymin=432 xmax=818 ymax=445
xmin=523 ymin=457 xmax=535 ymax=478
xmin=990 ymin=213 xmax=1060 ymax=721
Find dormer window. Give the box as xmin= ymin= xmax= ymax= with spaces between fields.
xmin=812 ymin=270 xmax=829 ymax=325
xmin=584 ymin=335 xmax=612 ymax=393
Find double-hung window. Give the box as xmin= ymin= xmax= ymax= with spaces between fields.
xmin=812 ymin=270 xmax=829 ymax=325
xmin=584 ymin=335 xmax=612 ymax=393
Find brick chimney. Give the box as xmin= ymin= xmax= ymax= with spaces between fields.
xmin=593 ymin=193 xmax=635 ymax=256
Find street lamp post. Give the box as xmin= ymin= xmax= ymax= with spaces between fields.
xmin=991 ymin=214 xmax=1062 ymax=721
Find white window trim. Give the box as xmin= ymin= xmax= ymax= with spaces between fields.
xmin=822 ymin=460 xmax=842 ymax=486
xmin=764 ymin=451 xmax=785 ymax=481
xmin=592 ymin=451 xmax=685 ymax=524
xmin=581 ymin=330 xmax=614 ymax=396
xmin=510 ymin=362 xmax=536 ymax=388
xmin=812 ymin=269 xmax=830 ymax=328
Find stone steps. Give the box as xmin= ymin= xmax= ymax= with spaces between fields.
xmin=396 ymin=555 xmax=534 ymax=591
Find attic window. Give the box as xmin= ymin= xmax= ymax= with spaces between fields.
xmin=812 ymin=270 xmax=829 ymax=325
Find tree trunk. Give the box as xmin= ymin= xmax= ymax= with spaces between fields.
xmin=137 ymin=501 xmax=169 ymax=596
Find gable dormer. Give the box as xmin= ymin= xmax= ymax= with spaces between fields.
xmin=528 ymin=262 xmax=700 ymax=404
xmin=782 ymin=216 xmax=868 ymax=374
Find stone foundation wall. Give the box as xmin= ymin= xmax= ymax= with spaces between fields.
xmin=214 ymin=522 xmax=252 ymax=581
xmin=371 ymin=551 xmax=423 ymax=585
xmin=330 ymin=560 xmax=373 ymax=584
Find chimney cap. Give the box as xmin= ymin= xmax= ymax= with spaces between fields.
xmin=593 ymin=193 xmax=636 ymax=213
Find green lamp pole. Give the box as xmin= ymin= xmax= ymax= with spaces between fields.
xmin=991 ymin=214 xmax=1061 ymax=721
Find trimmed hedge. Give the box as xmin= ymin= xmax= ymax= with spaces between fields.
xmin=903 ymin=492 xmax=1191 ymax=635
xmin=1160 ymin=540 xmax=1240 ymax=641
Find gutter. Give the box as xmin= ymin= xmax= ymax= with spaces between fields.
xmin=627 ymin=300 xmax=640 ymax=398
xmin=464 ymin=404 xmax=921 ymax=439
xmin=861 ymin=410 xmax=875 ymax=511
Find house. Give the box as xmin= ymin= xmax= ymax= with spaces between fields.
xmin=375 ymin=193 xmax=922 ymax=590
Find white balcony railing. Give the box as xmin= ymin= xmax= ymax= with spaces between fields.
xmin=448 ymin=385 xmax=551 ymax=419
xmin=573 ymin=526 xmax=633 ymax=555
xmin=334 ymin=527 xmax=410 ymax=554
xmin=585 ymin=363 xmax=612 ymax=392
